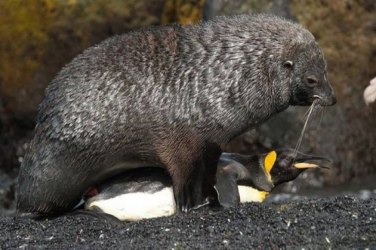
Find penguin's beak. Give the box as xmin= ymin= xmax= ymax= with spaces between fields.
xmin=293 ymin=154 xmax=332 ymax=169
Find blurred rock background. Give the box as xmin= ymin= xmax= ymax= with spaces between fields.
xmin=0 ymin=0 xmax=375 ymax=214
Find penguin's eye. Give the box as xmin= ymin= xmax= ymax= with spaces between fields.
xmin=281 ymin=157 xmax=293 ymax=168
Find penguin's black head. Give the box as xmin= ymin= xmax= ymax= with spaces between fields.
xmin=268 ymin=148 xmax=332 ymax=186
xmin=285 ymin=42 xmax=336 ymax=106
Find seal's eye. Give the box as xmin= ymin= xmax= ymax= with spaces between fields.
xmin=283 ymin=60 xmax=294 ymax=69
xmin=306 ymin=76 xmax=318 ymax=87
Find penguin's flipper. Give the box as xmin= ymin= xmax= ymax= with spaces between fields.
xmin=214 ymin=162 xmax=247 ymax=208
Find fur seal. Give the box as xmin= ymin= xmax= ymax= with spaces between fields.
xmin=84 ymin=149 xmax=330 ymax=221
xmin=17 ymin=14 xmax=336 ymax=215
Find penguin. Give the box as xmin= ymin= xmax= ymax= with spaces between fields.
xmin=84 ymin=149 xmax=331 ymax=221
xmin=85 ymin=168 xmax=176 ymax=221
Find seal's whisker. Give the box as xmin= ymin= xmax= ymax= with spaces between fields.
xmin=302 ymin=107 xmax=312 ymax=121
xmin=311 ymin=105 xmax=322 ymax=122
xmin=302 ymin=98 xmax=321 ymax=121
xmin=317 ymin=106 xmax=324 ymax=128
xmin=293 ymin=100 xmax=317 ymax=159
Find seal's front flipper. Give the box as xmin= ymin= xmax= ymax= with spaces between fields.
xmin=214 ymin=162 xmax=244 ymax=208
xmin=174 ymin=166 xmax=205 ymax=212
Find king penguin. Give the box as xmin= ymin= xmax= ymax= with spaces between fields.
xmin=85 ymin=149 xmax=331 ymax=221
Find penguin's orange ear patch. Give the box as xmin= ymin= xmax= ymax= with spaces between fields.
xmin=264 ymin=150 xmax=277 ymax=174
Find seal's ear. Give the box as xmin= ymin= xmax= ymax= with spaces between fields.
xmin=283 ymin=60 xmax=294 ymax=69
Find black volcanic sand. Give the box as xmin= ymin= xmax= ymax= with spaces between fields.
xmin=1 ymin=195 xmax=375 ymax=249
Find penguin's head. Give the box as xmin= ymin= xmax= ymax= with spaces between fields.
xmin=222 ymin=148 xmax=331 ymax=196
xmin=264 ymin=148 xmax=332 ymax=186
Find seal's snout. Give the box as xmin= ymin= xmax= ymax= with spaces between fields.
xmin=321 ymin=92 xmax=337 ymax=106
xmin=329 ymin=92 xmax=337 ymax=105
xmin=314 ymin=81 xmax=337 ymax=106
xmin=315 ymin=92 xmax=336 ymax=106
xmin=322 ymin=76 xmax=337 ymax=106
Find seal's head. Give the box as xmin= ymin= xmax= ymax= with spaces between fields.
xmin=283 ymin=41 xmax=336 ymax=106
xmin=239 ymin=15 xmax=337 ymax=109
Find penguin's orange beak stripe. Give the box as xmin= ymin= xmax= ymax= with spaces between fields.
xmin=264 ymin=150 xmax=277 ymax=175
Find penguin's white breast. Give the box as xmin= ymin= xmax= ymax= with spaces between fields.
xmin=237 ymin=185 xmax=268 ymax=203
xmin=86 ymin=187 xmax=176 ymax=221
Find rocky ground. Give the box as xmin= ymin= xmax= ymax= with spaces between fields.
xmin=0 ymin=194 xmax=375 ymax=249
